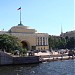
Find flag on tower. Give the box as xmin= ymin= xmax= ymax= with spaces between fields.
xmin=17 ymin=7 xmax=21 ymax=10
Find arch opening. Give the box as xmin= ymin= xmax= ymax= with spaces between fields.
xmin=21 ymin=41 xmax=29 ymax=50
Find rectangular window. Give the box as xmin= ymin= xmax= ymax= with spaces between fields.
xmin=32 ymin=46 xmax=36 ymax=50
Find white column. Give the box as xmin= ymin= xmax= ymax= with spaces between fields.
xmin=43 ymin=37 xmax=45 ymax=45
xmin=45 ymin=37 xmax=47 ymax=45
xmin=39 ymin=37 xmax=41 ymax=45
xmin=45 ymin=37 xmax=46 ymax=45
xmin=42 ymin=37 xmax=43 ymax=45
xmin=47 ymin=37 xmax=48 ymax=45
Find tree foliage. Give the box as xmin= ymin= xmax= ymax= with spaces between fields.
xmin=48 ymin=35 xmax=75 ymax=50
xmin=0 ymin=34 xmax=22 ymax=52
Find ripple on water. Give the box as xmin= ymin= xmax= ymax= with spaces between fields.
xmin=0 ymin=59 xmax=75 ymax=75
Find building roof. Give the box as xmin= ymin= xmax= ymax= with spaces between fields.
xmin=8 ymin=25 xmax=37 ymax=34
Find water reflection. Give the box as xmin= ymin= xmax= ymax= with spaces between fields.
xmin=0 ymin=59 xmax=75 ymax=75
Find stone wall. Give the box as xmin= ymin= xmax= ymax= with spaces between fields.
xmin=13 ymin=56 xmax=40 ymax=64
xmin=0 ymin=51 xmax=13 ymax=65
xmin=0 ymin=52 xmax=40 ymax=65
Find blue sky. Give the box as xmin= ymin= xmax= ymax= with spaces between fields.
xmin=0 ymin=0 xmax=74 ymax=35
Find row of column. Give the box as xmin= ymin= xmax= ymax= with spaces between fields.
xmin=37 ymin=37 xmax=48 ymax=46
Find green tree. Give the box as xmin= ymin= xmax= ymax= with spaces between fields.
xmin=49 ymin=35 xmax=75 ymax=50
xmin=66 ymin=37 xmax=75 ymax=49
xmin=58 ymin=37 xmax=66 ymax=49
xmin=48 ymin=36 xmax=66 ymax=50
xmin=0 ymin=34 xmax=22 ymax=52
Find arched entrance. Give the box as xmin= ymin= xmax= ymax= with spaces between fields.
xmin=21 ymin=41 xmax=30 ymax=50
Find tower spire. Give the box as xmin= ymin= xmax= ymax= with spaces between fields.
xmin=61 ymin=25 xmax=63 ymax=34
xmin=17 ymin=7 xmax=23 ymax=26
xmin=20 ymin=7 xmax=21 ymax=24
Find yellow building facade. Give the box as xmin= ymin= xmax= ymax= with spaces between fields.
xmin=0 ymin=25 xmax=49 ymax=50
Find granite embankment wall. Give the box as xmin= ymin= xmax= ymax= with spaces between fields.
xmin=0 ymin=51 xmax=40 ymax=65
xmin=0 ymin=51 xmax=13 ymax=65
xmin=13 ymin=56 xmax=40 ymax=64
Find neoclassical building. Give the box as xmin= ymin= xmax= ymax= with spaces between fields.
xmin=0 ymin=24 xmax=49 ymax=50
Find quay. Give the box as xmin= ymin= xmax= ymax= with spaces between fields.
xmin=0 ymin=51 xmax=41 ymax=65
xmin=34 ymin=51 xmax=75 ymax=62
xmin=39 ymin=55 xmax=75 ymax=62
xmin=0 ymin=50 xmax=75 ymax=65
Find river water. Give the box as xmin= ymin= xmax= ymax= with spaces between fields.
xmin=0 ymin=59 xmax=75 ymax=75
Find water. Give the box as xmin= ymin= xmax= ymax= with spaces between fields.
xmin=0 ymin=59 xmax=75 ymax=75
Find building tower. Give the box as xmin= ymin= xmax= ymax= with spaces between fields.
xmin=61 ymin=25 xmax=63 ymax=34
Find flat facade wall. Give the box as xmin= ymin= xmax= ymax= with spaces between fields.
xmin=9 ymin=33 xmax=49 ymax=50
xmin=36 ymin=46 xmax=49 ymax=50
xmin=10 ymin=33 xmax=37 ymax=50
